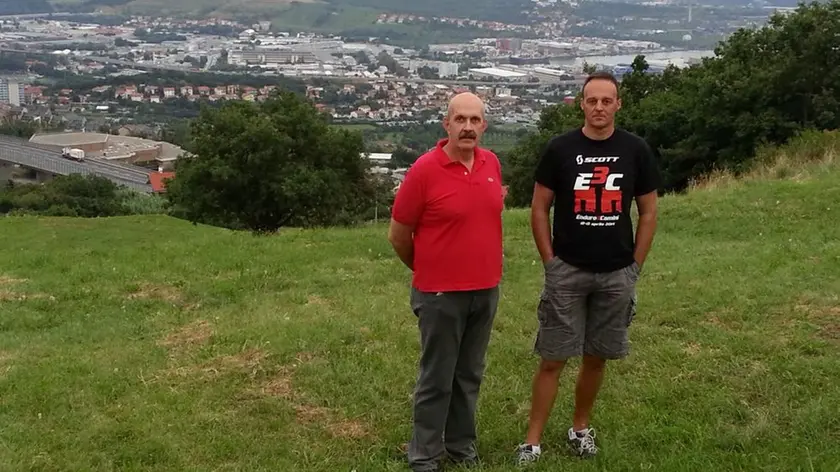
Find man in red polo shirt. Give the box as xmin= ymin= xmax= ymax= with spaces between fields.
xmin=388 ymin=92 xmax=505 ymax=472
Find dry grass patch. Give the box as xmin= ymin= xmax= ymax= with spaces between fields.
xmin=0 ymin=290 xmax=55 ymax=302
xmin=690 ymin=130 xmax=840 ymax=191
xmin=305 ymin=295 xmax=329 ymax=306
xmin=0 ymin=350 xmax=13 ymax=365
xmin=153 ymin=321 xmax=271 ymax=382
xmin=294 ymin=404 xmax=369 ymax=439
xmin=683 ymin=342 xmax=702 ymax=356
xmin=254 ymin=352 xmax=372 ymax=439
xmin=209 ymin=348 xmax=268 ymax=374
xmin=0 ymin=276 xmax=53 ymax=302
xmin=794 ymin=301 xmax=840 ymax=341
xmin=0 ymin=351 xmax=14 ymax=378
xmin=158 ymin=319 xmax=214 ymax=350
xmin=127 ymin=282 xmax=184 ymax=303
xmin=702 ymin=312 xmax=737 ymax=330
xmin=0 ymin=275 xmax=27 ymax=285
xmin=155 ymin=347 xmax=269 ymax=381
xmin=259 ymin=366 xmax=294 ymax=399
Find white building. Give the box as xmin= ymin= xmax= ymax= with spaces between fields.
xmin=467 ymin=67 xmax=528 ymax=82
xmin=0 ymin=78 xmax=24 ymax=106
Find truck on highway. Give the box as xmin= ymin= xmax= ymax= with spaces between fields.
xmin=61 ymin=147 xmax=85 ymax=162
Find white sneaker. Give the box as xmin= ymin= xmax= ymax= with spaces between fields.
xmin=516 ymin=443 xmax=541 ymax=466
xmin=567 ymin=427 xmax=598 ymax=458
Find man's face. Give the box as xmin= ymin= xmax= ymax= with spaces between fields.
xmin=581 ymin=79 xmax=621 ymax=130
xmin=443 ymin=99 xmax=487 ymax=152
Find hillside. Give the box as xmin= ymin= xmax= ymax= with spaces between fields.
xmin=46 ymin=0 xmax=531 ymax=24
xmin=1 ymin=150 xmax=839 ymax=470
xmin=0 ymin=0 xmax=53 ymax=15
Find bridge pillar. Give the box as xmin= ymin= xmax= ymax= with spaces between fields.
xmin=35 ymin=170 xmax=55 ymax=183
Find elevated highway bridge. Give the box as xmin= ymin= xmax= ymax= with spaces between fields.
xmin=0 ymin=135 xmax=154 ymax=193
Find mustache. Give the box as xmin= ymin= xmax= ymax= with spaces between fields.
xmin=459 ymin=131 xmax=477 ymax=139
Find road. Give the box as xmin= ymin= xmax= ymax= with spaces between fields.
xmin=0 ymin=135 xmax=154 ymax=193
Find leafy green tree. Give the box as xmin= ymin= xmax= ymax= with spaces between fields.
xmin=503 ymin=100 xmax=582 ymax=207
xmin=391 ymin=147 xmax=420 ymax=168
xmin=165 ymin=91 xmax=379 ymax=232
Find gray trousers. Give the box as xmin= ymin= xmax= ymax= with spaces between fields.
xmin=407 ymin=285 xmax=500 ymax=471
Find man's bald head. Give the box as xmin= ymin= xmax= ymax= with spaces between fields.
xmin=443 ymin=92 xmax=488 ymax=154
xmin=447 ymin=92 xmax=485 ymax=119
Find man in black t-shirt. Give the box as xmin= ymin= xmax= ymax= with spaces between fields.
xmin=516 ymin=71 xmax=662 ymax=465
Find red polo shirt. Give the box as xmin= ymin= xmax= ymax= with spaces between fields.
xmin=392 ymin=139 xmax=504 ymax=292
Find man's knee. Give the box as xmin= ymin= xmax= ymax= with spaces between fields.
xmin=581 ymin=354 xmax=607 ymax=371
xmin=538 ymin=358 xmax=566 ymax=374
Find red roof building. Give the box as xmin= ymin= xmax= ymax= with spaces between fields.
xmin=149 ymin=171 xmax=175 ymax=193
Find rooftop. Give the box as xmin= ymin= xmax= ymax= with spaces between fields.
xmin=29 ymin=132 xmax=185 ymax=160
xmin=149 ymin=171 xmax=175 ymax=193
xmin=468 ymin=67 xmax=527 ymax=78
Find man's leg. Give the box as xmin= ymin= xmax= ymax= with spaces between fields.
xmin=524 ymin=357 xmax=566 ymax=445
xmin=572 ymin=354 xmax=607 ymax=431
xmin=444 ymin=286 xmax=500 ymax=463
xmin=408 ymin=288 xmax=470 ymax=472
xmin=567 ymin=262 xmax=639 ymax=458
xmin=518 ymin=258 xmax=593 ymax=463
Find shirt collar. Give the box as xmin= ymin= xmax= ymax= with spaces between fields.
xmin=434 ymin=138 xmax=486 ymax=166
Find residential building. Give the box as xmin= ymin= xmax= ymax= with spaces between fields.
xmin=0 ymin=79 xmax=25 ymax=106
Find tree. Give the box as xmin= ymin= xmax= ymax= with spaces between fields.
xmin=503 ymin=101 xmax=582 ymax=207
xmin=391 ymin=146 xmax=420 ymax=168
xmin=165 ymin=91 xmax=379 ymax=232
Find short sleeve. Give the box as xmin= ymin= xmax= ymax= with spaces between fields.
xmin=489 ymin=150 xmax=502 ymax=182
xmin=635 ymin=139 xmax=662 ymax=196
xmin=391 ymin=164 xmax=425 ymax=227
xmin=493 ymin=152 xmax=507 ymax=199
xmin=533 ymin=137 xmax=558 ymax=191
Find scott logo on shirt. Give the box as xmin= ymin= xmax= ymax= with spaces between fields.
xmin=576 ymin=154 xmax=620 ymax=165
xmin=573 ymin=166 xmax=624 ymax=214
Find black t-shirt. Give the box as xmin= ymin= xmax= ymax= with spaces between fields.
xmin=534 ymin=128 xmax=662 ymax=273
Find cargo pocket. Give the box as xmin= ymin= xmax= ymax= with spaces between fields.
xmin=535 ymin=286 xmax=581 ymax=359
xmin=623 ymin=262 xmax=641 ymax=285
xmin=626 ymin=291 xmax=637 ymax=327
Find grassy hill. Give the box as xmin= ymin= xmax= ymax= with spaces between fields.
xmin=1 ymin=145 xmax=839 ymax=470
xmin=48 ymin=0 xmax=531 ymax=27
xmin=45 ymin=0 xmax=532 ymax=47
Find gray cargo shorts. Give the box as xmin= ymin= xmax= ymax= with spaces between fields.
xmin=534 ymin=257 xmax=640 ymax=361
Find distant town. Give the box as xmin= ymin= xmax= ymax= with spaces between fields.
xmin=0 ymin=12 xmax=715 ymax=128
xmin=0 ymin=1 xmax=787 ymax=189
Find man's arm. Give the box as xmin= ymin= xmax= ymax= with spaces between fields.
xmin=531 ymin=182 xmax=555 ymax=264
xmin=388 ymin=219 xmax=415 ymax=270
xmin=388 ymin=163 xmax=425 ymax=271
xmin=633 ymin=137 xmax=662 ymax=270
xmin=633 ymin=190 xmax=658 ymax=268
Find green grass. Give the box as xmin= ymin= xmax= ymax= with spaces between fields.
xmin=1 ymin=165 xmax=839 ymax=471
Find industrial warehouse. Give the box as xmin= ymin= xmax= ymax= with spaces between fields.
xmin=0 ymin=133 xmax=179 ymax=194
xmin=28 ymin=132 xmax=186 ymax=171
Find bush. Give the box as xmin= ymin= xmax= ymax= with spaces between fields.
xmin=0 ymin=174 xmax=168 ymax=218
